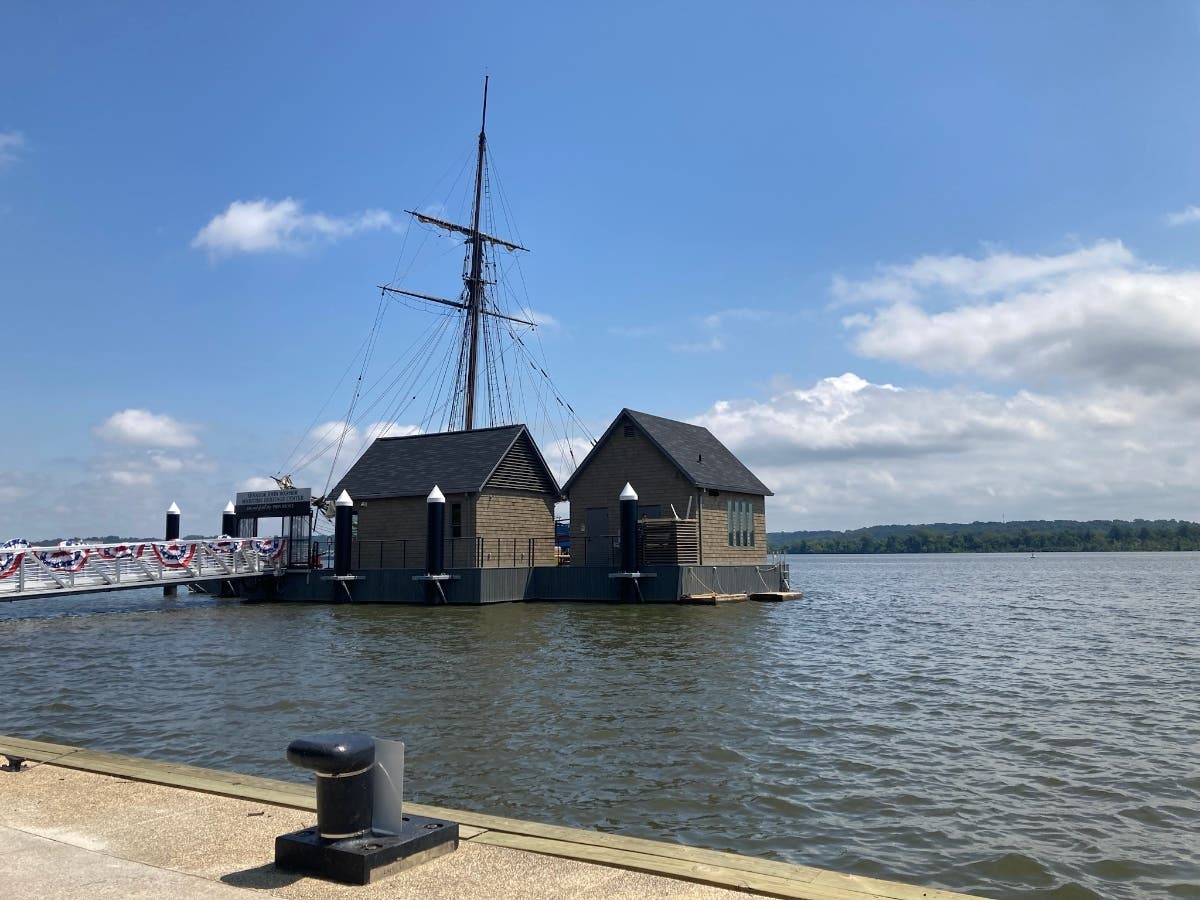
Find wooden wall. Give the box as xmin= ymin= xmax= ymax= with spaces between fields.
xmin=566 ymin=415 xmax=768 ymax=565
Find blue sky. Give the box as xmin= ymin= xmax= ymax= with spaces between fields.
xmin=5 ymin=1 xmax=1200 ymax=537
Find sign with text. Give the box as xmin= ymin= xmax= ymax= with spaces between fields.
xmin=236 ymin=487 xmax=312 ymax=519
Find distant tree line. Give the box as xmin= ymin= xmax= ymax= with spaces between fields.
xmin=768 ymin=519 xmax=1200 ymax=554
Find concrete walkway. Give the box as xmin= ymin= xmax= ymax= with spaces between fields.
xmin=0 ymin=736 xmax=980 ymax=900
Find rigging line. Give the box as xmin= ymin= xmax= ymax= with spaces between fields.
xmin=486 ymin=146 xmax=527 ymax=252
xmin=322 ymin=296 xmax=387 ymax=500
xmin=276 ymin=327 xmax=374 ymax=476
xmin=361 ymin=315 xmax=455 ymax=446
xmin=373 ymin=314 xmax=460 ymax=434
xmin=289 ymin=308 xmax=453 ymax=476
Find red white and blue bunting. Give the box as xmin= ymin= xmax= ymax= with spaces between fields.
xmin=97 ymin=544 xmax=141 ymax=560
xmin=206 ymin=536 xmax=245 ymax=555
xmin=36 ymin=539 xmax=90 ymax=573
xmin=150 ymin=542 xmax=197 ymax=568
xmin=252 ymin=537 xmax=286 ymax=559
xmin=0 ymin=539 xmax=30 ymax=579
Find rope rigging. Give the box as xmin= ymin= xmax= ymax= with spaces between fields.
xmin=273 ymin=81 xmax=594 ymax=514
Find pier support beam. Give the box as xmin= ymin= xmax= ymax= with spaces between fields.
xmin=163 ymin=502 xmax=180 ymax=598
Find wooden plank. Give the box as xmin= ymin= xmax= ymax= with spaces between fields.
xmin=473 ymin=831 xmax=881 ymax=900
xmin=0 ymin=735 xmax=85 ymax=759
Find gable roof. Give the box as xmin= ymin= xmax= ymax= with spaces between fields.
xmin=330 ymin=424 xmax=560 ymax=501
xmin=562 ymin=408 xmax=772 ymax=496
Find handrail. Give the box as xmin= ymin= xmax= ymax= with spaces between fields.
xmin=0 ymin=537 xmax=287 ymax=599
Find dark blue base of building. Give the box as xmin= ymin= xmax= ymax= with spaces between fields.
xmin=260 ymin=564 xmax=788 ymax=604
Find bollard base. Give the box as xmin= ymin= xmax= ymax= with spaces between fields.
xmin=275 ymin=813 xmax=458 ymax=885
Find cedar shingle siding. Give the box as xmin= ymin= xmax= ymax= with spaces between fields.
xmin=563 ymin=409 xmax=771 ymax=565
xmin=333 ymin=425 xmax=558 ymax=568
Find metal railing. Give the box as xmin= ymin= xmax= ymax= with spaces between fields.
xmin=0 ymin=538 xmax=286 ymax=600
xmin=347 ymin=535 xmax=561 ymax=570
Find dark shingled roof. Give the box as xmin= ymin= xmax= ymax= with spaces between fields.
xmin=563 ymin=408 xmax=772 ymax=496
xmin=330 ymin=424 xmax=558 ymax=500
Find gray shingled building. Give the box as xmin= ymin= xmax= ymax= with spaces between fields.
xmin=562 ymin=409 xmax=772 ymax=566
xmin=330 ymin=424 xmax=560 ymax=569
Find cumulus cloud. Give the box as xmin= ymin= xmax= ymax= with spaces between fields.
xmin=693 ymin=373 xmax=1200 ymax=530
xmin=836 ymin=240 xmax=1200 ymax=390
xmin=0 ymin=131 xmax=25 ymax=168
xmin=191 ymin=198 xmax=401 ymax=255
xmin=94 ymin=409 xmax=200 ymax=448
xmin=1165 ymin=206 xmax=1200 ymax=226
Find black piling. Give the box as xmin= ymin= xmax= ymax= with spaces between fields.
xmin=164 ymin=501 xmax=180 ymax=598
xmin=221 ymin=501 xmax=237 ymax=538
xmin=424 ymin=485 xmax=446 ymax=603
xmin=333 ymin=490 xmax=353 ymax=578
xmin=618 ymin=483 xmax=642 ymax=603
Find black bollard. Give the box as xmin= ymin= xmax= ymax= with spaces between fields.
xmin=164 ymin=501 xmax=180 ymax=598
xmin=286 ymin=733 xmax=375 ymax=839
xmin=221 ymin=500 xmax=237 ymax=538
xmin=275 ymin=731 xmax=459 ymax=884
xmin=334 ymin=490 xmax=353 ymax=578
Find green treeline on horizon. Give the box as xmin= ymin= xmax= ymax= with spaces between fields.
xmin=768 ymin=519 xmax=1200 ymax=554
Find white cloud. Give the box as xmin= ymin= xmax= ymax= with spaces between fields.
xmin=191 ymin=198 xmax=401 ymax=255
xmin=94 ymin=409 xmax=200 ymax=448
xmin=1165 ymin=206 xmax=1200 ymax=226
xmin=838 ymin=241 xmax=1200 ymax=390
xmin=832 ymin=240 xmax=1133 ymax=305
xmin=0 ymin=131 xmax=25 ymax=168
xmin=693 ymin=373 xmax=1200 ymax=531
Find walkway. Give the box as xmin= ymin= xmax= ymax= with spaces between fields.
xmin=0 ymin=735 xmax=979 ymax=900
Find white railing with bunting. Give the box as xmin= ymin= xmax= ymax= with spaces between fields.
xmin=0 ymin=536 xmax=286 ymax=600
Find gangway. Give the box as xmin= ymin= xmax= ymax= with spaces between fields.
xmin=0 ymin=537 xmax=287 ymax=602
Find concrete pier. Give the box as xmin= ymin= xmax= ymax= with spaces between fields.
xmin=0 ymin=734 xmax=978 ymax=900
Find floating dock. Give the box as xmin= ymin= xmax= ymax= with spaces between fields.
xmin=0 ymin=734 xmax=977 ymax=900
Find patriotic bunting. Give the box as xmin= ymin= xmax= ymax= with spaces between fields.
xmin=0 ymin=538 xmax=29 ymax=579
xmin=97 ymin=544 xmax=141 ymax=560
xmin=150 ymin=542 xmax=197 ymax=568
xmin=252 ymin=537 xmax=286 ymax=559
xmin=36 ymin=539 xmax=90 ymax=572
xmin=206 ymin=536 xmax=245 ymax=554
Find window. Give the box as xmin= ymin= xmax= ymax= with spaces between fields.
xmin=450 ymin=503 xmax=463 ymax=538
xmin=726 ymin=500 xmax=755 ymax=547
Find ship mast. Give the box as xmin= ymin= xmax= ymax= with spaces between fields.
xmin=464 ymin=76 xmax=489 ymax=431
xmin=377 ymin=76 xmax=533 ymax=433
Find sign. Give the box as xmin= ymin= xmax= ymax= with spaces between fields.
xmin=236 ymin=487 xmax=312 ymax=519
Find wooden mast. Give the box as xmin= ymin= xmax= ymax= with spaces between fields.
xmin=464 ymin=76 xmax=489 ymax=431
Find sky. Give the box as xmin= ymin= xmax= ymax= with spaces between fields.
xmin=5 ymin=1 xmax=1200 ymax=537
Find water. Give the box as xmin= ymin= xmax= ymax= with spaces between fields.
xmin=1 ymin=553 xmax=1197 ymax=899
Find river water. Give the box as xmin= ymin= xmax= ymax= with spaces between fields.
xmin=1 ymin=552 xmax=1196 ymax=898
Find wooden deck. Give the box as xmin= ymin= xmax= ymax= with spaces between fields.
xmin=0 ymin=734 xmax=976 ymax=900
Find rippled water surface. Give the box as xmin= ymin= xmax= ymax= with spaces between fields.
xmin=2 ymin=553 xmax=1197 ymax=898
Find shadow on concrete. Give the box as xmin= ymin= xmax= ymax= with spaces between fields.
xmin=220 ymin=862 xmax=305 ymax=890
